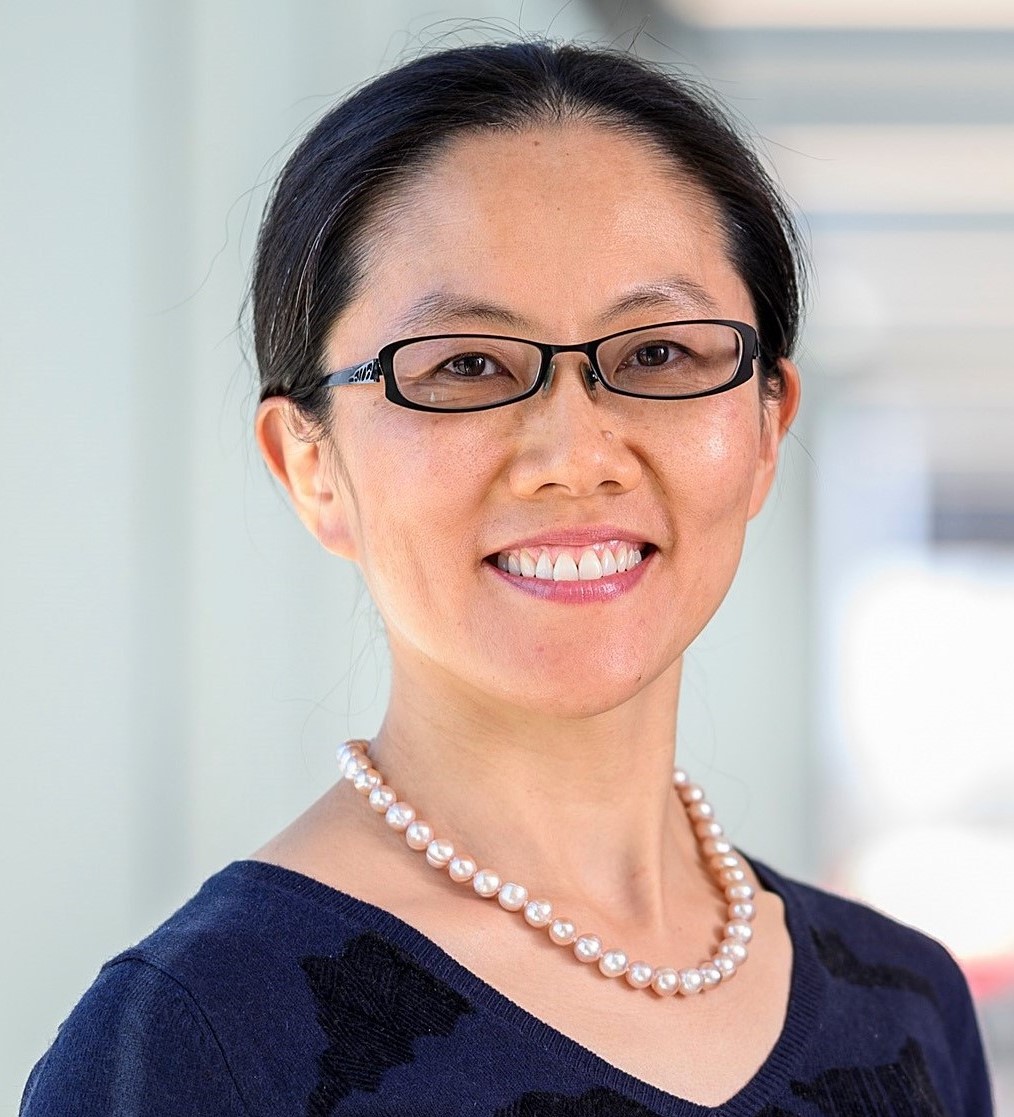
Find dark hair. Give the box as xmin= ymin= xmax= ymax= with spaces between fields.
xmin=252 ymin=40 xmax=804 ymax=427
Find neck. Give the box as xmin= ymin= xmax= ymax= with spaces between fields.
xmin=368 ymin=649 xmax=703 ymax=933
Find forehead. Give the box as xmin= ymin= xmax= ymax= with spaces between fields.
xmin=343 ymin=121 xmax=752 ymax=343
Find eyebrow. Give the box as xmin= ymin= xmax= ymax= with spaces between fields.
xmin=392 ymin=292 xmax=530 ymax=335
xmin=598 ymin=277 xmax=720 ymax=322
xmin=391 ymin=275 xmax=720 ymax=337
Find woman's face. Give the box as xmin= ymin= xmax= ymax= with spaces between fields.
xmin=264 ymin=122 xmax=798 ymax=718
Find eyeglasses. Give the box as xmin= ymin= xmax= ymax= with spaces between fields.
xmin=317 ymin=319 xmax=759 ymax=413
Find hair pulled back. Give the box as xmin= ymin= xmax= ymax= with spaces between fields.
xmin=252 ymin=40 xmax=804 ymax=426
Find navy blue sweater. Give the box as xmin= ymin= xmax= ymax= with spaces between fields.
xmin=20 ymin=857 xmax=993 ymax=1115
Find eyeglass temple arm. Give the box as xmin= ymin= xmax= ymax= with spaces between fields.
xmin=320 ymin=359 xmax=382 ymax=388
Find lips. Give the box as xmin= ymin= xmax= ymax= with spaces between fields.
xmin=492 ymin=541 xmax=649 ymax=582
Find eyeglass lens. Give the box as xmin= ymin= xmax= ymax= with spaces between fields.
xmin=390 ymin=323 xmax=744 ymax=410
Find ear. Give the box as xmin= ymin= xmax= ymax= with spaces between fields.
xmin=747 ymin=358 xmax=801 ymax=519
xmin=255 ymin=397 xmax=359 ymax=560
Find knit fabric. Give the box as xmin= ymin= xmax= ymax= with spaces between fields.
xmin=20 ymin=856 xmax=994 ymax=1116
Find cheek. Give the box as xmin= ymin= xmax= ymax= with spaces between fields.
xmin=661 ymin=399 xmax=763 ymax=527
xmin=645 ymin=402 xmax=763 ymax=658
xmin=339 ymin=404 xmax=499 ymax=608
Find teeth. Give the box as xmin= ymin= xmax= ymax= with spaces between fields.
xmin=552 ymin=553 xmax=580 ymax=581
xmin=496 ymin=543 xmax=648 ymax=583
xmin=578 ymin=549 xmax=603 ymax=580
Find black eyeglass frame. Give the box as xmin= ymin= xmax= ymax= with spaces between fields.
xmin=317 ymin=319 xmax=760 ymax=414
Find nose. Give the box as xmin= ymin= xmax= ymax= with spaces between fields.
xmin=539 ymin=345 xmax=600 ymax=396
xmin=505 ymin=353 xmax=643 ymax=499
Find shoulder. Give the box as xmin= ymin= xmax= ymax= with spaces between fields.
xmin=20 ymin=956 xmax=250 ymax=1116
xmin=753 ymin=855 xmax=965 ymax=986
xmin=20 ymin=860 xmax=372 ymax=1117
xmin=89 ymin=859 xmax=390 ymax=1032
xmin=751 ymin=855 xmax=995 ymax=1116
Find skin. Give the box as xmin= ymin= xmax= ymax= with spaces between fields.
xmin=254 ymin=121 xmax=801 ymax=1103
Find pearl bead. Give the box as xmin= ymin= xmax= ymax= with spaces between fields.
xmin=385 ymin=802 xmax=416 ymax=831
xmin=699 ymin=962 xmax=723 ymax=987
xmin=353 ymin=767 xmax=383 ymax=794
xmin=719 ymin=939 xmax=749 ymax=964
xmin=672 ymin=768 xmax=689 ymax=786
xmin=342 ymin=751 xmax=370 ymax=779
xmin=368 ymin=785 xmax=396 ymax=812
xmin=720 ymin=867 xmax=747 ymax=885
xmin=625 ymin=961 xmax=654 ymax=989
xmin=599 ymin=949 xmax=628 ymax=978
xmin=574 ymin=935 xmax=603 ymax=963
xmin=695 ymin=820 xmax=724 ymax=840
xmin=678 ymin=968 xmax=704 ymax=996
xmin=726 ymin=883 xmax=755 ymax=902
xmin=711 ymin=854 xmax=741 ymax=872
xmin=336 ymin=740 xmax=364 ymax=766
xmin=425 ymin=838 xmax=454 ymax=868
xmin=702 ymin=837 xmax=733 ymax=857
xmin=472 ymin=869 xmax=501 ymax=897
xmin=523 ymin=899 xmax=553 ymax=927
xmin=498 ymin=882 xmax=528 ymax=911
xmin=679 ymin=783 xmax=705 ymax=804
xmin=404 ymin=820 xmax=433 ymax=850
xmin=687 ymin=801 xmax=714 ymax=821
xmin=730 ymin=901 xmax=756 ymax=922
xmin=448 ymin=856 xmax=476 ymax=883
xmin=651 ymin=968 xmax=679 ymax=996
xmin=713 ymin=954 xmax=737 ymax=978
xmin=725 ymin=919 xmax=753 ymax=943
xmin=549 ymin=918 xmax=576 ymax=945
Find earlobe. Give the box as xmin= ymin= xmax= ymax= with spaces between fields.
xmin=254 ymin=397 xmax=358 ymax=560
xmin=747 ymin=358 xmax=801 ymax=519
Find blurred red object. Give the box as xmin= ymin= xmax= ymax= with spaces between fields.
xmin=964 ymin=955 xmax=1014 ymax=1002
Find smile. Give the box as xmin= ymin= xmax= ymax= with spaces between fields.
xmin=491 ymin=541 xmax=651 ymax=582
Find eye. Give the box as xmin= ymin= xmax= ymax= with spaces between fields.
xmin=617 ymin=339 xmax=692 ymax=373
xmin=633 ymin=343 xmax=684 ymax=368
xmin=600 ymin=323 xmax=741 ymax=397
xmin=392 ymin=337 xmax=542 ymax=409
xmin=443 ymin=353 xmax=505 ymax=378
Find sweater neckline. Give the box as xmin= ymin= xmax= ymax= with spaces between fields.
xmin=214 ymin=853 xmax=825 ymax=1116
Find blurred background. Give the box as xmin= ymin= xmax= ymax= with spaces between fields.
xmin=2 ymin=0 xmax=1012 ymax=1110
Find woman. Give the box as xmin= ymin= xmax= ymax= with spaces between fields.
xmin=21 ymin=41 xmax=992 ymax=1115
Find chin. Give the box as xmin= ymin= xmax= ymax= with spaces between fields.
xmin=477 ymin=655 xmax=674 ymax=722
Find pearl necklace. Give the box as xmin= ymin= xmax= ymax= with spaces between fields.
xmin=337 ymin=739 xmax=756 ymax=998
